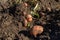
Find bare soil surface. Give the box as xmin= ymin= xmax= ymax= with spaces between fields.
xmin=0 ymin=0 xmax=60 ymax=40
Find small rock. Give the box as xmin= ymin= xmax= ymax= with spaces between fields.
xmin=6 ymin=37 xmax=12 ymax=40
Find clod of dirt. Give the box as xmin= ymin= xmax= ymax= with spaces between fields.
xmin=23 ymin=2 xmax=28 ymax=7
xmin=46 ymin=7 xmax=51 ymax=11
xmin=30 ymin=25 xmax=44 ymax=37
xmin=23 ymin=11 xmax=27 ymax=16
xmin=23 ymin=19 xmax=28 ymax=27
xmin=40 ymin=12 xmax=46 ymax=16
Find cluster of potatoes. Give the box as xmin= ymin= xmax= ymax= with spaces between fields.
xmin=23 ymin=13 xmax=43 ymax=37
xmin=22 ymin=3 xmax=44 ymax=37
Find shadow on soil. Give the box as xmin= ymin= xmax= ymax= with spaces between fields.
xmin=18 ymin=30 xmax=42 ymax=40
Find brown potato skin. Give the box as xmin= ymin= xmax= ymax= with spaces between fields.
xmin=30 ymin=25 xmax=44 ymax=37
xmin=26 ymin=14 xmax=32 ymax=22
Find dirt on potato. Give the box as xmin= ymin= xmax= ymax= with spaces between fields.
xmin=0 ymin=0 xmax=60 ymax=40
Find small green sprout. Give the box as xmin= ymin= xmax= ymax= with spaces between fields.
xmin=27 ymin=22 xmax=30 ymax=27
xmin=31 ymin=11 xmax=40 ymax=18
xmin=33 ymin=3 xmax=40 ymax=12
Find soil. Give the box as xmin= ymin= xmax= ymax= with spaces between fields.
xmin=0 ymin=0 xmax=60 ymax=40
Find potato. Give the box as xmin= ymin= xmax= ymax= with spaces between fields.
xmin=30 ymin=25 xmax=43 ymax=37
xmin=26 ymin=14 xmax=32 ymax=22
